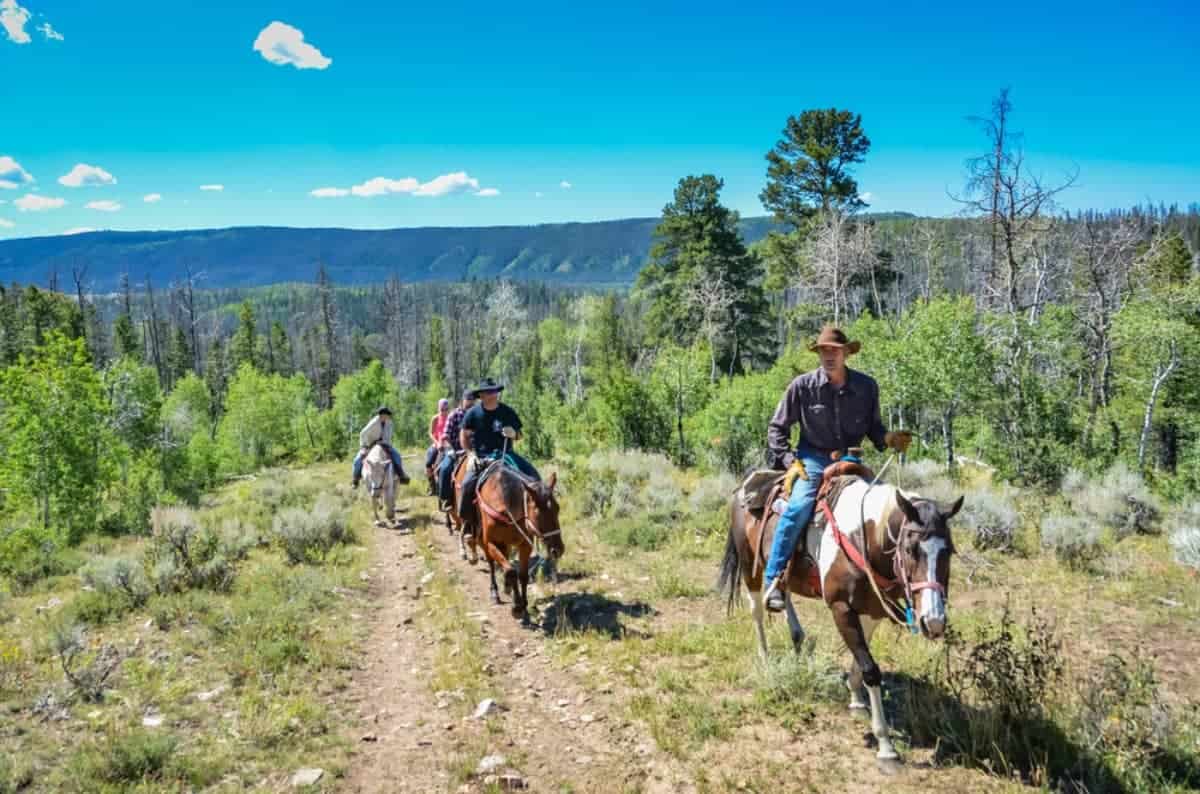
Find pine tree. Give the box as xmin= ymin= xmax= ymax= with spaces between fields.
xmin=166 ymin=325 xmax=193 ymax=383
xmin=229 ymin=300 xmax=258 ymax=371
xmin=113 ymin=313 xmax=141 ymax=359
xmin=268 ymin=321 xmax=293 ymax=376
xmin=760 ymin=108 xmax=871 ymax=225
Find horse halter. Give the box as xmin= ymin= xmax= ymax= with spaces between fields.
xmin=476 ymin=463 xmax=561 ymax=550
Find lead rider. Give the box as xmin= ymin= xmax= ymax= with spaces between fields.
xmin=762 ymin=326 xmax=911 ymax=613
xmin=351 ymin=406 xmax=411 ymax=489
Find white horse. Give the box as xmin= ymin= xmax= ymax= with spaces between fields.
xmin=363 ymin=444 xmax=399 ymax=528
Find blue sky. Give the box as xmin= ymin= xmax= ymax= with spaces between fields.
xmin=2 ymin=0 xmax=1198 ymax=238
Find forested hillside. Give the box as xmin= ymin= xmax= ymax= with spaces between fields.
xmin=0 ymin=216 xmax=779 ymax=289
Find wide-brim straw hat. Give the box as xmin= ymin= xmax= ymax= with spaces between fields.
xmin=808 ymin=326 xmax=861 ymax=355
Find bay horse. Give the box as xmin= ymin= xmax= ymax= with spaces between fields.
xmin=449 ymin=453 xmax=478 ymax=561
xmin=718 ymin=474 xmax=962 ymax=766
xmin=475 ymin=463 xmax=564 ymax=622
xmin=362 ymin=443 xmax=399 ymax=528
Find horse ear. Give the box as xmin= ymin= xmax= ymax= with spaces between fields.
xmin=895 ymin=491 xmax=922 ymax=525
xmin=547 ymin=472 xmax=557 ymax=490
xmin=944 ymin=495 xmax=964 ymax=520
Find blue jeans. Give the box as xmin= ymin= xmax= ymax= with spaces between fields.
xmin=437 ymin=450 xmax=460 ymax=503
xmin=353 ymin=445 xmax=404 ymax=481
xmin=763 ymin=446 xmax=833 ymax=584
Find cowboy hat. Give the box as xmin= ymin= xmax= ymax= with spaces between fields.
xmin=376 ymin=406 xmax=394 ymax=416
xmin=808 ymin=326 xmax=861 ymax=355
xmin=472 ymin=377 xmax=505 ymax=394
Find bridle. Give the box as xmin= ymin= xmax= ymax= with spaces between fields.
xmin=475 ymin=454 xmax=561 ymax=552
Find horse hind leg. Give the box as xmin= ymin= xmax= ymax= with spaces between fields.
xmin=747 ymin=589 xmax=769 ymax=662
xmin=847 ymin=617 xmax=876 ymax=714
xmin=782 ymin=591 xmax=807 ymax=655
xmin=487 ymin=558 xmax=501 ymax=605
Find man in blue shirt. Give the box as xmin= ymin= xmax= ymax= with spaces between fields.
xmin=456 ymin=377 xmax=540 ymax=528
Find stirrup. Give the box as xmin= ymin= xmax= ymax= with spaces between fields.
xmin=764 ymin=577 xmax=786 ymax=612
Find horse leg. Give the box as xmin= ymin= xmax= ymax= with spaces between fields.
xmin=747 ymin=589 xmax=769 ymax=662
xmin=514 ymin=544 xmax=531 ymax=622
xmin=483 ymin=537 xmax=514 ymax=596
xmin=782 ymin=591 xmax=806 ymax=655
xmin=487 ymin=558 xmax=501 ymax=605
xmin=847 ymin=617 xmax=877 ymax=714
xmin=830 ymin=602 xmax=897 ymax=763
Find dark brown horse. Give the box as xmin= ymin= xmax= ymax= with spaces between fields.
xmin=476 ymin=464 xmax=563 ymax=621
xmin=448 ymin=453 xmax=477 ymax=560
xmin=719 ymin=476 xmax=962 ymax=766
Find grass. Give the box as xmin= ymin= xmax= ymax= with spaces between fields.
xmin=0 ymin=463 xmax=366 ymax=792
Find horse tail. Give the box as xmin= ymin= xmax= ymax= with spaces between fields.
xmin=716 ymin=508 xmax=743 ymax=616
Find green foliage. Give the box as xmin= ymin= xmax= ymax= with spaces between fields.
xmin=0 ymin=524 xmax=82 ymax=590
xmin=228 ymin=300 xmax=259 ymax=371
xmin=70 ymin=730 xmax=180 ymax=787
xmin=1063 ymin=463 xmax=1162 ymax=539
xmin=331 ymin=360 xmax=399 ymax=453
xmin=272 ymin=493 xmax=353 ymax=564
xmin=144 ymin=507 xmax=239 ymax=593
xmin=591 ymin=368 xmax=672 ymax=454
xmin=1041 ymin=513 xmax=1105 ymax=569
xmin=760 ymin=107 xmax=871 ymax=225
xmin=111 ymin=313 xmax=140 ymax=359
xmin=216 ymin=364 xmax=315 ymax=473
xmin=0 ymin=332 xmax=116 ymax=539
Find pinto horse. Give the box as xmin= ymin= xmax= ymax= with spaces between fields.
xmin=719 ymin=475 xmax=962 ymax=765
xmin=475 ymin=464 xmax=563 ymax=622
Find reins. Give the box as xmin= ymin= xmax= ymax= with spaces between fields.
xmin=475 ymin=437 xmax=560 ymax=554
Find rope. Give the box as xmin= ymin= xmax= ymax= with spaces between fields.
xmin=855 ymin=453 xmax=911 ymax=627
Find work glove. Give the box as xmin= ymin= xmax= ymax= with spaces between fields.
xmin=884 ymin=431 xmax=913 ymax=454
xmin=782 ymin=459 xmax=807 ymax=498
xmin=501 ymin=426 xmax=518 ymax=440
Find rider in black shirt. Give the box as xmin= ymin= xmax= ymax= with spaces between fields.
xmin=457 ymin=377 xmax=540 ymax=528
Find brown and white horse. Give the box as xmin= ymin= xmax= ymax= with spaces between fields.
xmin=719 ymin=476 xmax=962 ymax=765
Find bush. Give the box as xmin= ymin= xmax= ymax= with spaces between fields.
xmin=1041 ymin=513 xmax=1104 ymax=569
xmin=1168 ymin=501 xmax=1200 ymax=572
xmin=80 ymin=556 xmax=151 ymax=607
xmin=1063 ymin=463 xmax=1161 ymax=539
xmin=145 ymin=507 xmax=235 ymax=593
xmin=598 ymin=516 xmax=670 ymax=551
xmin=49 ymin=622 xmax=122 ymax=702
xmin=0 ymin=524 xmax=83 ymax=591
xmin=71 ymin=729 xmax=178 ymax=785
xmin=958 ymin=486 xmax=1020 ymax=552
xmin=273 ymin=494 xmax=352 ymax=565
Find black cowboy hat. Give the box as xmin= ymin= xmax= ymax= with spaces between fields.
xmin=808 ymin=326 xmax=862 ymax=355
xmin=376 ymin=406 xmax=394 ymax=416
xmin=472 ymin=377 xmax=505 ymax=394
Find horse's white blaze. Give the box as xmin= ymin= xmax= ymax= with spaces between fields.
xmin=919 ymin=536 xmax=947 ymax=622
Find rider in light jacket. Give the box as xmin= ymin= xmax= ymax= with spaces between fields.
xmin=351 ymin=406 xmax=411 ymax=488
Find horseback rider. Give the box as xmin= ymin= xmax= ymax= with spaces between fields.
xmin=425 ymin=397 xmax=451 ymax=487
xmin=436 ymin=389 xmax=477 ymax=507
xmin=351 ymin=406 xmax=411 ymax=489
xmin=762 ymin=326 xmax=911 ymax=613
xmin=456 ymin=377 xmax=540 ymax=527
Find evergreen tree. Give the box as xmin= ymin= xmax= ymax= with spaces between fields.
xmin=113 ymin=313 xmax=141 ymax=359
xmin=760 ymin=107 xmax=872 ymax=225
xmin=427 ymin=314 xmax=447 ymax=385
xmin=205 ymin=337 xmax=229 ymax=424
xmin=166 ymin=325 xmax=193 ymax=384
xmin=636 ymin=174 xmax=771 ymax=375
xmin=229 ymin=300 xmax=258 ymax=371
xmin=268 ymin=320 xmax=293 ymax=376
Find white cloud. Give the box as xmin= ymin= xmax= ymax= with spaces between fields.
xmin=58 ymin=163 xmax=117 ymax=187
xmin=413 ymin=171 xmax=479 ymax=197
xmin=860 ymin=191 xmax=873 ymax=203
xmin=253 ymin=21 xmax=331 ymax=70
xmin=36 ymin=21 xmax=60 ymax=40
xmin=475 ymin=188 xmax=500 ymax=197
xmin=0 ymin=218 xmax=14 ymax=228
xmin=1 ymin=0 xmax=31 ymax=44
xmin=199 ymin=184 xmax=224 ymax=191
xmin=310 ymin=186 xmax=350 ymax=198
xmin=61 ymin=227 xmax=95 ymax=235
xmin=559 ymin=180 xmax=572 ymax=189
xmin=143 ymin=193 xmax=162 ymax=203
xmin=0 ymin=155 xmax=33 ymax=188
xmin=14 ymin=193 xmax=65 ymax=211
xmin=85 ymin=200 xmax=121 ymax=212
xmin=351 ymin=176 xmax=418 ymax=197
xmin=534 ymin=191 xmax=544 ymax=198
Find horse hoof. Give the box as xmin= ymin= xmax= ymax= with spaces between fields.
xmin=491 ymin=593 xmax=502 ymax=606
xmin=876 ymin=756 xmax=902 ymax=776
xmin=511 ymin=605 xmax=525 ymax=620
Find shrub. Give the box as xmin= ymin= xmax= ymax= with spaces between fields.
xmin=145 ymin=507 xmax=235 ymax=593
xmin=273 ymin=494 xmax=352 ymax=565
xmin=1063 ymin=463 xmax=1161 ymax=539
xmin=49 ymin=622 xmax=123 ymax=702
xmin=80 ymin=556 xmax=151 ymax=608
xmin=1168 ymin=501 xmax=1200 ymax=572
xmin=598 ymin=516 xmax=670 ymax=550
xmin=754 ymin=645 xmax=844 ymax=715
xmin=1041 ymin=513 xmax=1104 ymax=569
xmin=0 ymin=524 xmax=83 ymax=591
xmin=957 ymin=486 xmax=1020 ymax=552
xmin=71 ymin=730 xmax=178 ymax=785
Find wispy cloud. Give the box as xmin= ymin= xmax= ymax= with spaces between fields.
xmin=85 ymin=200 xmax=121 ymax=212
xmin=36 ymin=21 xmax=59 ymax=40
xmin=414 ymin=172 xmax=479 ymax=197
xmin=351 ymin=177 xmax=419 ymax=197
xmin=559 ymin=180 xmax=572 ymax=189
xmin=0 ymin=218 xmax=14 ymax=228
xmin=59 ymin=163 xmax=117 ymax=187
xmin=310 ymin=186 xmax=350 ymax=198
xmin=476 ymin=188 xmax=500 ymax=197
xmin=0 ymin=155 xmax=33 ymax=188
xmin=199 ymin=184 xmax=224 ymax=191
xmin=143 ymin=193 xmax=162 ymax=203
xmin=1 ymin=0 xmax=31 ymax=44
xmin=14 ymin=193 xmax=66 ymax=211
xmin=253 ymin=21 xmax=331 ymax=70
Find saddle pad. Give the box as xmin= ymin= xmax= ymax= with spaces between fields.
xmin=738 ymin=469 xmax=784 ymax=511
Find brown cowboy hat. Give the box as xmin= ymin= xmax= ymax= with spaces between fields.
xmin=808 ymin=326 xmax=861 ymax=355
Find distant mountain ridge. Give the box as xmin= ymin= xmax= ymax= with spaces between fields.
xmin=0 ymin=216 xmax=790 ymax=290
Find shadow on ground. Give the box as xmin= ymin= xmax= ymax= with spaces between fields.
xmin=537 ymin=591 xmax=656 ymax=640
